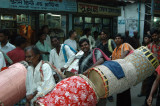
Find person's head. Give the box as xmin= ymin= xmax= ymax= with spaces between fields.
xmin=79 ymin=38 xmax=90 ymax=53
xmin=0 ymin=29 xmax=9 ymax=43
xmin=42 ymin=25 xmax=49 ymax=34
xmin=25 ymin=46 xmax=41 ymax=67
xmin=150 ymin=28 xmax=159 ymax=42
xmin=100 ymin=30 xmax=109 ymax=41
xmin=94 ymin=31 xmax=99 ymax=39
xmin=114 ymin=34 xmax=123 ymax=46
xmin=51 ymin=36 xmax=60 ymax=48
xmin=143 ymin=35 xmax=151 ymax=45
xmin=84 ymin=28 xmax=91 ymax=35
xmin=14 ymin=36 xmax=27 ymax=49
xmin=38 ymin=31 xmax=46 ymax=41
xmin=125 ymin=31 xmax=129 ymax=37
xmin=69 ymin=30 xmax=77 ymax=39
xmin=134 ymin=31 xmax=138 ymax=39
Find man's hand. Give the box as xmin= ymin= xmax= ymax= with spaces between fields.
xmin=26 ymin=95 xmax=34 ymax=102
xmin=25 ymin=102 xmax=30 ymax=106
xmin=147 ymin=96 xmax=153 ymax=106
xmin=61 ymin=67 xmax=67 ymax=72
xmin=26 ymin=91 xmax=38 ymax=102
xmin=44 ymin=52 xmax=49 ymax=55
xmin=83 ymin=69 xmax=89 ymax=75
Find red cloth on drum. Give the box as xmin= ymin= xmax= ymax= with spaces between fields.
xmin=156 ymin=65 xmax=160 ymax=75
xmin=37 ymin=76 xmax=97 ymax=106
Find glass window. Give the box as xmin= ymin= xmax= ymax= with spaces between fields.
xmin=39 ymin=14 xmax=45 ymax=28
xmin=85 ymin=17 xmax=92 ymax=23
xmin=74 ymin=17 xmax=83 ymax=25
xmin=45 ymin=13 xmax=61 ymax=28
xmin=95 ymin=18 xmax=101 ymax=24
xmin=154 ymin=17 xmax=160 ymax=28
xmin=103 ymin=18 xmax=110 ymax=26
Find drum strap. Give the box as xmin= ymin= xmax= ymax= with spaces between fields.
xmin=39 ymin=61 xmax=66 ymax=81
xmin=102 ymin=61 xmax=125 ymax=79
xmin=92 ymin=48 xmax=111 ymax=64
xmin=108 ymin=39 xmax=113 ymax=53
xmin=121 ymin=43 xmax=134 ymax=56
xmin=62 ymin=44 xmax=77 ymax=63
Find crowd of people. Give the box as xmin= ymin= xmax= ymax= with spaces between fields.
xmin=0 ymin=25 xmax=160 ymax=106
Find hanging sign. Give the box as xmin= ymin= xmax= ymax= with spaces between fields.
xmin=0 ymin=0 xmax=77 ymax=12
xmin=78 ymin=2 xmax=121 ymax=16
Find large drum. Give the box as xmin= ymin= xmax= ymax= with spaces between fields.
xmin=0 ymin=61 xmax=28 ymax=105
xmin=37 ymin=75 xmax=99 ymax=106
xmin=87 ymin=46 xmax=159 ymax=98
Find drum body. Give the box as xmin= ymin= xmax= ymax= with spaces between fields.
xmin=88 ymin=60 xmax=137 ymax=98
xmin=87 ymin=46 xmax=159 ymax=98
xmin=124 ymin=46 xmax=158 ymax=85
xmin=0 ymin=63 xmax=27 ymax=105
xmin=37 ymin=75 xmax=98 ymax=106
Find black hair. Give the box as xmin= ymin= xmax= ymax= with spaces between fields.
xmin=0 ymin=29 xmax=10 ymax=36
xmin=100 ymin=30 xmax=108 ymax=35
xmin=84 ymin=28 xmax=91 ymax=35
xmin=50 ymin=36 xmax=60 ymax=41
xmin=69 ymin=30 xmax=75 ymax=38
xmin=94 ymin=31 xmax=99 ymax=35
xmin=150 ymin=28 xmax=159 ymax=36
xmin=115 ymin=33 xmax=124 ymax=40
xmin=79 ymin=38 xmax=90 ymax=47
xmin=25 ymin=46 xmax=42 ymax=61
xmin=41 ymin=25 xmax=49 ymax=31
xmin=38 ymin=31 xmax=45 ymax=39
xmin=14 ymin=36 xmax=26 ymax=47
xmin=100 ymin=30 xmax=110 ymax=38
xmin=144 ymin=34 xmax=151 ymax=39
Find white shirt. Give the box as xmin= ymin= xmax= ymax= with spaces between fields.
xmin=36 ymin=41 xmax=51 ymax=61
xmin=49 ymin=44 xmax=76 ymax=69
xmin=64 ymin=39 xmax=77 ymax=51
xmin=0 ymin=42 xmax=15 ymax=54
xmin=80 ymin=35 xmax=95 ymax=49
xmin=26 ymin=61 xmax=56 ymax=105
xmin=45 ymin=35 xmax=52 ymax=48
xmin=0 ymin=51 xmax=6 ymax=71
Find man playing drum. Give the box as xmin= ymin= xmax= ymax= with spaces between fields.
xmin=78 ymin=38 xmax=108 ymax=106
xmin=78 ymin=38 xmax=105 ymax=74
xmin=112 ymin=34 xmax=132 ymax=106
xmin=25 ymin=46 xmax=63 ymax=106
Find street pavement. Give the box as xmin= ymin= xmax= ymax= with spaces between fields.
xmin=106 ymin=83 xmax=157 ymax=106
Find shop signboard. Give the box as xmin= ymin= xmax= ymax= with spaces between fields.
xmin=154 ymin=0 xmax=160 ymax=14
xmin=78 ymin=2 xmax=121 ymax=16
xmin=0 ymin=0 xmax=77 ymax=12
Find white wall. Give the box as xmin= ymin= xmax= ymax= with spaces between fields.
xmin=118 ymin=3 xmax=145 ymax=43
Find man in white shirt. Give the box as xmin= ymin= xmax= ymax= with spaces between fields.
xmin=0 ymin=51 xmax=6 ymax=71
xmin=80 ymin=28 xmax=95 ymax=49
xmin=64 ymin=30 xmax=77 ymax=51
xmin=0 ymin=29 xmax=15 ymax=54
xmin=49 ymin=36 xmax=76 ymax=72
xmin=42 ymin=25 xmax=52 ymax=48
xmin=25 ymin=46 xmax=56 ymax=106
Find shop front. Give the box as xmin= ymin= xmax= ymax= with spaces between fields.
xmin=0 ymin=0 xmax=77 ymax=44
xmin=73 ymin=2 xmax=121 ymax=39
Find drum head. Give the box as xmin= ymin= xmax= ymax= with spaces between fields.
xmin=88 ymin=69 xmax=106 ymax=98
